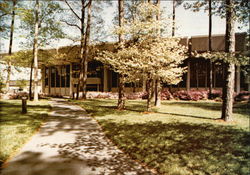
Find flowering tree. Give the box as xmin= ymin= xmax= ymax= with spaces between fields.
xmin=96 ymin=2 xmax=187 ymax=111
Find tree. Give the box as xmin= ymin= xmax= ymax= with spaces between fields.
xmin=208 ymin=0 xmax=213 ymax=99
xmin=0 ymin=0 xmax=17 ymax=93
xmin=172 ymin=0 xmax=183 ymax=37
xmin=64 ymin=0 xmax=86 ymax=99
xmin=184 ymin=0 xmax=214 ymax=97
xmin=117 ymin=0 xmax=125 ymax=110
xmin=154 ymin=0 xmax=161 ymax=107
xmin=63 ymin=0 xmax=106 ymax=99
xmin=33 ymin=0 xmax=39 ymax=101
xmin=82 ymin=0 xmax=92 ymax=99
xmin=97 ymin=2 xmax=187 ymax=111
xmin=221 ymin=0 xmax=235 ymax=121
xmin=18 ymin=0 xmax=65 ymax=100
xmin=184 ymin=0 xmax=249 ymax=121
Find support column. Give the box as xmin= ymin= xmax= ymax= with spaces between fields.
xmin=103 ymin=66 xmax=108 ymax=92
xmin=186 ymin=59 xmax=190 ymax=91
xmin=48 ymin=67 xmax=51 ymax=95
xmin=248 ymin=75 xmax=250 ymax=92
xmin=142 ymin=74 xmax=146 ymax=92
xmin=235 ymin=66 xmax=240 ymax=94
xmin=41 ymin=66 xmax=45 ymax=94
xmin=69 ymin=63 xmax=73 ymax=97
xmin=59 ymin=65 xmax=62 ymax=96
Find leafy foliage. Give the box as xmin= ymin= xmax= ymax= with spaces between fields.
xmin=18 ymin=0 xmax=65 ymax=48
xmin=184 ymin=0 xmax=249 ymax=28
xmin=0 ymin=71 xmax=5 ymax=93
xmin=96 ymin=2 xmax=187 ymax=85
xmin=197 ymin=51 xmax=250 ymax=66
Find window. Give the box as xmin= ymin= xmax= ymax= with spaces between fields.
xmin=45 ymin=67 xmax=49 ymax=86
xmin=61 ymin=66 xmax=66 ymax=87
xmin=51 ymin=67 xmax=55 ymax=87
xmin=56 ymin=67 xmax=61 ymax=87
xmin=66 ymin=65 xmax=70 ymax=87
xmin=112 ymin=71 xmax=118 ymax=87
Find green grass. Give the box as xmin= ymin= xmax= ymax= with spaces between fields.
xmin=72 ymin=99 xmax=250 ymax=175
xmin=0 ymin=99 xmax=50 ymax=166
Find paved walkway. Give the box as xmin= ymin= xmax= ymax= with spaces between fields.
xmin=1 ymin=99 xmax=155 ymax=175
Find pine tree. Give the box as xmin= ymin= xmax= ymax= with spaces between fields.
xmin=221 ymin=0 xmax=235 ymax=121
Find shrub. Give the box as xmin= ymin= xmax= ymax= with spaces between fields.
xmin=126 ymin=92 xmax=146 ymax=100
xmin=172 ymin=90 xmax=208 ymax=101
xmin=161 ymin=89 xmax=173 ymax=100
xmin=86 ymin=92 xmax=118 ymax=99
xmin=235 ymin=91 xmax=250 ymax=102
xmin=210 ymin=90 xmax=222 ymax=99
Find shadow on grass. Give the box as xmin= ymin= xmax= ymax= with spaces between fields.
xmin=0 ymin=100 xmax=50 ymax=167
xmin=99 ymin=120 xmax=250 ymax=175
xmin=162 ymin=101 xmax=250 ymax=116
xmin=73 ymin=99 xmax=249 ymax=121
xmin=156 ymin=111 xmax=218 ymax=120
xmin=1 ymin=99 xmax=154 ymax=175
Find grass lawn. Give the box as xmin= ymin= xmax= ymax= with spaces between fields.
xmin=73 ymin=99 xmax=250 ymax=175
xmin=0 ymin=99 xmax=50 ymax=166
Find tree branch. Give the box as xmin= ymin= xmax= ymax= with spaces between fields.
xmin=0 ymin=13 xmax=8 ymax=18
xmin=64 ymin=0 xmax=81 ymax=20
xmin=83 ymin=0 xmax=90 ymax=8
xmin=61 ymin=20 xmax=81 ymax=30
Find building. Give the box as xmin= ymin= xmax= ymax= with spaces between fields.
xmin=0 ymin=63 xmax=42 ymax=93
xmin=41 ymin=33 xmax=249 ymax=97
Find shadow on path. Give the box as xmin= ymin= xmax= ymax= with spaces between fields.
xmin=1 ymin=98 xmax=154 ymax=175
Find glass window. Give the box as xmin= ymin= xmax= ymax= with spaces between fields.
xmin=56 ymin=67 xmax=61 ymax=87
xmin=66 ymin=65 xmax=70 ymax=87
xmin=51 ymin=67 xmax=55 ymax=87
xmin=45 ymin=67 xmax=49 ymax=86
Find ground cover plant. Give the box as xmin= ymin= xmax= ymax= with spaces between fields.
xmin=0 ymin=100 xmax=50 ymax=167
xmin=73 ymin=99 xmax=250 ymax=175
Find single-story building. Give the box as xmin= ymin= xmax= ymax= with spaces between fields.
xmin=41 ymin=33 xmax=249 ymax=97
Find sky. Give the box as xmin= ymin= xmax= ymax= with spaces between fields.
xmin=0 ymin=1 xmax=248 ymax=53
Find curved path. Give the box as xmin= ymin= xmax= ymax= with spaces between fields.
xmin=1 ymin=99 xmax=155 ymax=175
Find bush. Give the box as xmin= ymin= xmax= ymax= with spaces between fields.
xmin=87 ymin=92 xmax=118 ymax=99
xmin=172 ymin=90 xmax=208 ymax=101
xmin=126 ymin=92 xmax=146 ymax=100
xmin=235 ymin=91 xmax=250 ymax=102
xmin=0 ymin=72 xmax=5 ymax=93
xmin=210 ymin=90 xmax=222 ymax=99
xmin=0 ymin=92 xmax=28 ymax=100
xmin=161 ymin=89 xmax=173 ymax=100
xmin=84 ymin=89 xmax=250 ymax=102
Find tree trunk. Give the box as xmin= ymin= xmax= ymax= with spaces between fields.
xmin=151 ymin=78 xmax=155 ymax=101
xmin=29 ymin=56 xmax=34 ymax=100
xmin=6 ymin=62 xmax=11 ymax=93
xmin=154 ymin=78 xmax=161 ymax=107
xmin=6 ymin=0 xmax=16 ymax=93
xmin=208 ymin=0 xmax=213 ymax=99
xmin=172 ymin=0 xmax=175 ymax=37
xmin=117 ymin=74 xmax=125 ymax=110
xmin=33 ymin=0 xmax=39 ymax=102
xmin=77 ymin=0 xmax=85 ymax=100
xmin=221 ymin=0 xmax=235 ymax=121
xmin=117 ymin=0 xmax=125 ymax=109
xmin=146 ymin=77 xmax=153 ymax=111
xmin=81 ymin=0 xmax=92 ymax=99
xmin=142 ymin=74 xmax=147 ymax=92
xmin=154 ymin=0 xmax=161 ymax=107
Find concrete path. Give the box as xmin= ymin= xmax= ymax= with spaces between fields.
xmin=1 ymin=99 xmax=155 ymax=175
